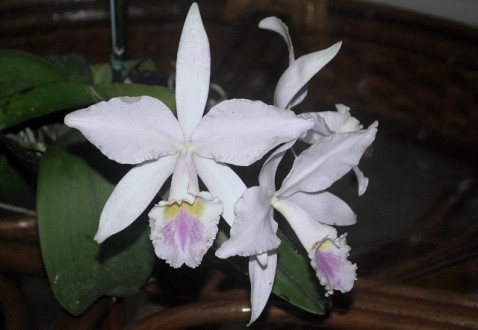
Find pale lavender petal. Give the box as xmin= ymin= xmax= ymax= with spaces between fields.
xmin=248 ymin=252 xmax=277 ymax=324
xmin=278 ymin=123 xmax=378 ymax=197
xmin=275 ymin=199 xmax=334 ymax=251
xmin=353 ymin=166 xmax=369 ymax=196
xmin=149 ymin=191 xmax=223 ymax=268
xmin=285 ymin=191 xmax=356 ymax=226
xmin=65 ymin=96 xmax=182 ymax=164
xmin=94 ymin=154 xmax=178 ymax=243
xmin=176 ymin=3 xmax=210 ymax=140
xmin=259 ymin=17 xmax=295 ymax=65
xmin=298 ymin=112 xmax=332 ymax=143
xmin=310 ymin=234 xmax=357 ymax=295
xmin=216 ymin=186 xmax=279 ymax=258
xmin=317 ymin=104 xmax=363 ymax=134
xmin=193 ymin=155 xmax=246 ymax=225
xmin=192 ymin=99 xmax=312 ymax=166
xmin=258 ymin=140 xmax=295 ymax=189
xmin=274 ymin=42 xmax=342 ymax=109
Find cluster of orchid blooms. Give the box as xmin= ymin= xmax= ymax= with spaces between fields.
xmin=64 ymin=3 xmax=377 ymax=324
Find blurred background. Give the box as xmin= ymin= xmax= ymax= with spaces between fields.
xmin=357 ymin=0 xmax=478 ymax=28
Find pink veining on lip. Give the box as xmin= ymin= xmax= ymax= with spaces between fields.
xmin=161 ymin=203 xmax=204 ymax=252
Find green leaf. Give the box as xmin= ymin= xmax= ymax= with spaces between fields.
xmin=48 ymin=53 xmax=94 ymax=84
xmin=273 ymin=231 xmax=330 ymax=314
xmin=0 ymin=81 xmax=175 ymax=132
xmin=91 ymin=63 xmax=114 ymax=84
xmin=37 ymin=130 xmax=155 ymax=315
xmin=0 ymin=151 xmax=35 ymax=213
xmin=0 ymin=49 xmax=67 ymax=97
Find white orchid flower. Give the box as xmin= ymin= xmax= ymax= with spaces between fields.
xmin=259 ymin=17 xmax=342 ymax=110
xmin=217 ymin=123 xmax=378 ymax=323
xmin=300 ymin=104 xmax=370 ymax=195
xmin=64 ymin=3 xmax=312 ymax=268
xmin=224 ymin=16 xmax=346 ymax=323
xmin=262 ymin=16 xmax=370 ymax=196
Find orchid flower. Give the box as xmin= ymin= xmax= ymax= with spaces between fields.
xmin=217 ymin=122 xmax=377 ymax=322
xmin=259 ymin=16 xmax=341 ymax=110
xmin=261 ymin=16 xmax=370 ymax=196
xmin=299 ymin=104 xmax=370 ymax=195
xmin=64 ymin=3 xmax=312 ymax=268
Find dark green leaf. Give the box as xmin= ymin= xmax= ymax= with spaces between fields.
xmin=0 ymin=152 xmax=35 ymax=213
xmin=48 ymin=53 xmax=94 ymax=84
xmin=0 ymin=82 xmax=175 ymax=132
xmin=37 ymin=131 xmax=155 ymax=315
xmin=0 ymin=49 xmax=67 ymax=97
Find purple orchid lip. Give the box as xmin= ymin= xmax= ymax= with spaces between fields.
xmin=315 ymin=239 xmax=342 ymax=288
xmin=149 ymin=193 xmax=223 ymax=269
xmin=161 ymin=201 xmax=205 ymax=252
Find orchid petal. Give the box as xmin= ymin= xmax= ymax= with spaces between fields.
xmin=248 ymin=252 xmax=277 ymax=324
xmin=258 ymin=140 xmax=295 ymax=189
xmin=285 ymin=191 xmax=357 ymax=226
xmin=353 ymin=166 xmax=369 ymax=196
xmin=193 ymin=155 xmax=246 ymax=225
xmin=176 ymin=3 xmax=210 ymax=140
xmin=94 ymin=154 xmax=178 ymax=243
xmin=310 ymin=235 xmax=357 ymax=295
xmin=275 ymin=199 xmax=356 ymax=295
xmin=278 ymin=124 xmax=377 ymax=197
xmin=192 ymin=99 xmax=312 ymax=166
xmin=274 ymin=199 xmax=334 ymax=251
xmin=274 ymin=42 xmax=342 ymax=109
xmin=216 ymin=186 xmax=279 ymax=259
xmin=149 ymin=191 xmax=222 ymax=268
xmin=317 ymin=104 xmax=363 ymax=134
xmin=65 ymin=96 xmax=182 ymax=164
xmin=298 ymin=112 xmax=332 ymax=143
xmin=259 ymin=17 xmax=295 ymax=65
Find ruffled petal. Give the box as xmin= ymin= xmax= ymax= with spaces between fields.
xmin=278 ymin=123 xmax=378 ymax=197
xmin=310 ymin=234 xmax=357 ymax=295
xmin=94 ymin=154 xmax=178 ymax=243
xmin=274 ymin=42 xmax=342 ymax=109
xmin=192 ymin=99 xmax=312 ymax=166
xmin=248 ymin=252 xmax=277 ymax=324
xmin=176 ymin=3 xmax=211 ymax=140
xmin=65 ymin=96 xmax=182 ymax=164
xmin=275 ymin=200 xmax=355 ymax=295
xmin=285 ymin=191 xmax=356 ymax=226
xmin=258 ymin=17 xmax=295 ymax=65
xmin=149 ymin=191 xmax=222 ymax=268
xmin=216 ymin=186 xmax=279 ymax=258
xmin=193 ymin=155 xmax=246 ymax=225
